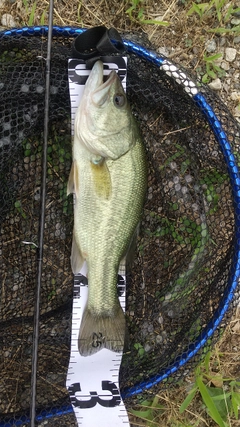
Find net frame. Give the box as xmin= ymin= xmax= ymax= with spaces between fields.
xmin=0 ymin=25 xmax=240 ymax=424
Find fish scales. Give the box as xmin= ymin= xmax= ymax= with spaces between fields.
xmin=75 ymin=135 xmax=146 ymax=315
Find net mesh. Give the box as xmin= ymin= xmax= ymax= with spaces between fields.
xmin=0 ymin=28 xmax=240 ymax=425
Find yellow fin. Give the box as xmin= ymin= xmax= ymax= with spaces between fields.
xmin=71 ymin=232 xmax=84 ymax=274
xmin=78 ymin=305 xmax=125 ymax=356
xmin=67 ymin=161 xmax=79 ymax=198
xmin=90 ymin=160 xmax=111 ymax=200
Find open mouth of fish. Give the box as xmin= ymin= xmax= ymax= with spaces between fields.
xmin=88 ymin=61 xmax=119 ymax=107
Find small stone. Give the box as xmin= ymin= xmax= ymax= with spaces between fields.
xmin=185 ymin=174 xmax=193 ymax=183
xmin=225 ymin=47 xmax=237 ymax=62
xmin=205 ymin=39 xmax=217 ymax=53
xmin=3 ymin=121 xmax=11 ymax=130
xmin=234 ymin=105 xmax=240 ymax=117
xmin=144 ymin=343 xmax=151 ymax=353
xmin=173 ymin=176 xmax=179 ymax=184
xmin=230 ymin=92 xmax=240 ymax=101
xmin=170 ymin=161 xmax=177 ymax=170
xmin=36 ymin=85 xmax=44 ymax=93
xmin=208 ymin=78 xmax=222 ymax=91
xmin=192 ymin=203 xmax=200 ymax=212
xmin=233 ymin=36 xmax=240 ymax=44
xmin=231 ymin=18 xmax=240 ymax=26
xmin=181 ymin=186 xmax=188 ymax=195
xmin=219 ymin=37 xmax=226 ymax=47
xmin=220 ymin=60 xmax=230 ymax=71
xmin=1 ymin=13 xmax=16 ymax=27
xmin=147 ymin=324 xmax=154 ymax=333
xmin=21 ymin=84 xmax=29 ymax=93
xmin=157 ymin=46 xmax=169 ymax=57
xmin=156 ymin=335 xmax=163 ymax=344
xmin=50 ymin=86 xmax=58 ymax=94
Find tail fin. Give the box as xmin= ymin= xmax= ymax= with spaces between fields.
xmin=78 ymin=305 xmax=126 ymax=356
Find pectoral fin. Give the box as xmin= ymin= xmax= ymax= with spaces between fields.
xmin=67 ymin=161 xmax=80 ymax=198
xmin=90 ymin=160 xmax=111 ymax=200
xmin=71 ymin=232 xmax=84 ymax=274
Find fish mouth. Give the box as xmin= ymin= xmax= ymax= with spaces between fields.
xmin=86 ymin=60 xmax=118 ymax=90
xmin=90 ymin=61 xmax=118 ymax=107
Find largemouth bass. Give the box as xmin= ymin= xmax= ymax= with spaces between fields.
xmin=67 ymin=60 xmax=147 ymax=356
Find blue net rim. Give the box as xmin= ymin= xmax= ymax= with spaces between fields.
xmin=0 ymin=25 xmax=240 ymax=416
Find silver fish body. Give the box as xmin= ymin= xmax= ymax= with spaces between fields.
xmin=68 ymin=61 xmax=147 ymax=356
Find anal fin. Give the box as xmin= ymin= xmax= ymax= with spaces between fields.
xmin=71 ymin=232 xmax=84 ymax=274
xmin=67 ymin=161 xmax=80 ymax=197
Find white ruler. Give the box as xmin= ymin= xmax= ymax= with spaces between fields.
xmin=66 ymin=58 xmax=130 ymax=427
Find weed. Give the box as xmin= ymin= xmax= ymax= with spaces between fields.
xmin=40 ymin=10 xmax=47 ymax=26
xmin=145 ymin=212 xmax=203 ymax=248
xmin=125 ymin=0 xmax=169 ymax=26
xmin=187 ymin=2 xmax=209 ymax=20
xmin=202 ymin=52 xmax=225 ymax=83
xmin=22 ymin=0 xmax=37 ymax=26
xmin=187 ymin=0 xmax=240 ymax=34
xmin=180 ymin=353 xmax=240 ymax=426
xmin=14 ymin=200 xmax=27 ymax=219
xmin=48 ymin=279 xmax=56 ymax=300
xmin=129 ymin=396 xmax=164 ymax=427
xmin=200 ymin=169 xmax=228 ymax=214
xmin=21 ymin=0 xmax=47 ymax=26
xmin=159 ymin=143 xmax=185 ymax=171
xmin=134 ymin=342 xmax=145 ymax=357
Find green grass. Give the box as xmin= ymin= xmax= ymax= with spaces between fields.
xmin=202 ymin=52 xmax=225 ymax=83
xmin=125 ymin=0 xmax=169 ymax=26
xmin=180 ymin=353 xmax=240 ymax=426
xmin=129 ymin=339 xmax=240 ymax=426
xmin=187 ymin=0 xmax=240 ymax=29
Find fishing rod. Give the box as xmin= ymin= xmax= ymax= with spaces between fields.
xmin=30 ymin=0 xmax=54 ymax=425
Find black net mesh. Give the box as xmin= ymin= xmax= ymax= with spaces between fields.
xmin=0 ymin=29 xmax=240 ymax=425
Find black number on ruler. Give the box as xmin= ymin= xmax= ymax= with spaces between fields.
xmin=68 ymin=380 xmax=121 ymax=408
xmin=92 ymin=332 xmax=105 ymax=348
xmin=73 ymin=274 xmax=88 ymax=297
xmin=117 ymin=275 xmax=125 ymax=297
xmin=68 ymin=57 xmax=126 ymax=85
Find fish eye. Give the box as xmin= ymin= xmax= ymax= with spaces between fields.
xmin=113 ymin=93 xmax=126 ymax=108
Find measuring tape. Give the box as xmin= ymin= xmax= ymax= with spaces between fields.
xmin=66 ymin=58 xmax=130 ymax=427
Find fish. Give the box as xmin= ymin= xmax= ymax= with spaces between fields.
xmin=67 ymin=60 xmax=147 ymax=356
